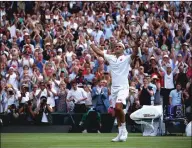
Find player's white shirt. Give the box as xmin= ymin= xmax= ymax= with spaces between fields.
xmin=104 ymin=53 xmax=131 ymax=87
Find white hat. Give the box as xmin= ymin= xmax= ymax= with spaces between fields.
xmin=183 ymin=42 xmax=189 ymax=46
xmin=142 ymin=26 xmax=148 ymax=30
xmin=85 ymin=54 xmax=91 ymax=59
xmin=166 ymin=64 xmax=172 ymax=68
xmin=131 ymin=15 xmax=136 ymax=19
xmin=152 ymin=75 xmax=159 ymax=80
xmin=57 ymin=48 xmax=62 ymax=52
xmin=22 ymin=83 xmax=29 ymax=88
xmin=150 ymin=56 xmax=155 ymax=60
xmin=45 ymin=42 xmax=51 ymax=46
xmin=163 ymin=54 xmax=169 ymax=58
xmin=142 ymin=32 xmax=147 ymax=36
xmin=9 ymin=66 xmax=14 ymax=70
xmin=7 ymin=87 xmax=13 ymax=91
xmin=24 ymin=32 xmax=30 ymax=36
xmin=177 ymin=53 xmax=182 ymax=57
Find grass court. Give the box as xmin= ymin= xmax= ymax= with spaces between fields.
xmin=1 ymin=133 xmax=191 ymax=148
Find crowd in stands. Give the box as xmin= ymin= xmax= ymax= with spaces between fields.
xmin=0 ymin=1 xmax=191 ymax=125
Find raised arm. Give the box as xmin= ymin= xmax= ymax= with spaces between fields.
xmin=90 ymin=42 xmax=104 ymax=58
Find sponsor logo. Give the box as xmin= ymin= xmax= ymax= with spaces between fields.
xmin=143 ymin=114 xmax=155 ymax=117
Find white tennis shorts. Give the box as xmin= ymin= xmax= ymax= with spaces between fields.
xmin=110 ymin=85 xmax=129 ymax=108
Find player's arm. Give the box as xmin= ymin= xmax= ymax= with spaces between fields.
xmin=90 ymin=43 xmax=104 ymax=58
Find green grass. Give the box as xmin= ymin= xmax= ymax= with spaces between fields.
xmin=1 ymin=133 xmax=191 ymax=148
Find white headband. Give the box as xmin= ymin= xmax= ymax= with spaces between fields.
xmin=117 ymin=42 xmax=125 ymax=49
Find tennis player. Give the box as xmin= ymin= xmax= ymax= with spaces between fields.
xmin=89 ymin=41 xmax=138 ymax=142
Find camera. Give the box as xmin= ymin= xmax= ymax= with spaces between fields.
xmin=42 ymin=98 xmax=47 ymax=104
xmin=40 ymin=96 xmax=47 ymax=105
xmin=8 ymin=90 xmax=14 ymax=95
xmin=148 ymin=86 xmax=153 ymax=90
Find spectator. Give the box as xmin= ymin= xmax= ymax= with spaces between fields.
xmin=169 ymin=83 xmax=183 ymax=106
xmin=175 ymin=65 xmax=188 ymax=89
xmin=6 ymin=67 xmax=19 ymax=90
xmin=80 ymin=107 xmax=101 ymax=133
xmin=56 ymin=81 xmax=68 ymax=112
xmin=91 ymin=79 xmax=110 ymax=113
xmin=127 ymin=81 xmax=139 ymax=112
xmin=83 ymin=84 xmax=92 ymax=109
xmin=84 ymin=67 xmax=95 ymax=85
xmin=66 ymin=80 xmax=87 ymax=113
xmin=138 ymin=77 xmax=154 ymax=106
xmin=36 ymin=96 xmax=53 ymax=125
xmin=160 ymin=63 xmax=178 ymax=108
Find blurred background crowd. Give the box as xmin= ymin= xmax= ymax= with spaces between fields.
xmin=0 ymin=1 xmax=191 ymax=125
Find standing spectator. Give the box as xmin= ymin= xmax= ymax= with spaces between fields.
xmin=83 ymin=67 xmax=95 ymax=85
xmin=46 ymin=81 xmax=57 ymax=111
xmin=138 ymin=77 xmax=154 ymax=106
xmin=66 ymin=80 xmax=87 ymax=113
xmin=91 ymin=79 xmax=110 ymax=113
xmin=169 ymin=83 xmax=183 ymax=106
xmin=91 ymin=23 xmax=104 ymax=45
xmin=6 ymin=67 xmax=19 ymax=90
xmin=83 ymin=84 xmax=92 ymax=109
xmin=34 ymin=51 xmax=46 ymax=73
xmin=175 ymin=65 xmax=188 ymax=89
xmin=0 ymin=80 xmax=7 ymax=113
xmin=56 ymin=81 xmax=68 ymax=112
xmin=160 ymin=63 xmax=178 ymax=108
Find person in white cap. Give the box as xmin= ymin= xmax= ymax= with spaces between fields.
xmin=89 ymin=40 xmax=138 ymax=142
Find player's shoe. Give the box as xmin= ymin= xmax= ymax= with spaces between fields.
xmin=119 ymin=128 xmax=128 ymax=142
xmin=82 ymin=129 xmax=87 ymax=133
xmin=111 ymin=127 xmax=122 ymax=142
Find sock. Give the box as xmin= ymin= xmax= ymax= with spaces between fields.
xmin=118 ymin=126 xmax=122 ymax=134
xmin=121 ymin=123 xmax=127 ymax=131
xmin=121 ymin=123 xmax=126 ymax=127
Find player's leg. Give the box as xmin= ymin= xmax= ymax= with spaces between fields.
xmin=116 ymin=89 xmax=129 ymax=141
xmin=115 ymin=102 xmax=128 ymax=141
xmin=111 ymin=103 xmax=124 ymax=142
xmin=111 ymin=90 xmax=123 ymax=142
